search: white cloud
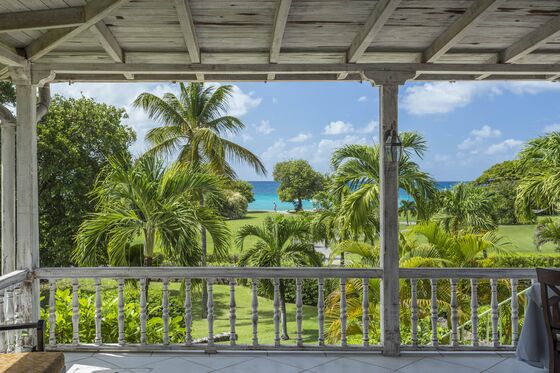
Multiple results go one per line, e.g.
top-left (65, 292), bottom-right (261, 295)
top-left (458, 125), bottom-right (501, 150)
top-left (485, 139), bottom-right (523, 155)
top-left (323, 120), bottom-right (354, 135)
top-left (255, 120), bottom-right (275, 135)
top-left (544, 123), bottom-right (560, 133)
top-left (313, 135), bottom-right (369, 163)
top-left (359, 121), bottom-right (378, 134)
top-left (358, 96), bottom-right (368, 102)
top-left (261, 139), bottom-right (309, 162)
top-left (289, 132), bottom-right (312, 142)
top-left (226, 86), bottom-right (262, 116)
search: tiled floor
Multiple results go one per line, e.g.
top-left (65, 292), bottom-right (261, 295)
top-left (64, 351), bottom-right (547, 373)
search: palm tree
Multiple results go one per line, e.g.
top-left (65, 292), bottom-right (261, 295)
top-left (134, 82), bottom-right (266, 317)
top-left (399, 200), bottom-right (417, 225)
top-left (74, 154), bottom-right (230, 267)
top-left (516, 132), bottom-right (560, 219)
top-left (236, 215), bottom-right (323, 340)
top-left (535, 217), bottom-right (560, 252)
top-left (329, 132), bottom-right (436, 239)
top-left (436, 183), bottom-right (497, 234)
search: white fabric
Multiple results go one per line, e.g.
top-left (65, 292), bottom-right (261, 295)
top-left (516, 283), bottom-right (549, 369)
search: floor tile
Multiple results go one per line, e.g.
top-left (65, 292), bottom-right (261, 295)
top-left (181, 355), bottom-right (256, 370)
top-left (485, 357), bottom-right (547, 373)
top-left (347, 354), bottom-right (422, 370)
top-left (434, 353), bottom-right (506, 371)
top-left (266, 354), bottom-right (339, 369)
top-left (397, 357), bottom-right (479, 373)
top-left (215, 357), bottom-right (301, 373)
top-left (64, 352), bottom-right (95, 363)
top-left (308, 357), bottom-right (393, 373)
top-left (142, 356), bottom-right (211, 373)
top-left (66, 357), bottom-right (119, 373)
top-left (95, 353), bottom-right (167, 368)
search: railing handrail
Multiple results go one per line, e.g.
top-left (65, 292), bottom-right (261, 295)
top-left (34, 266), bottom-right (538, 280)
top-left (0, 269), bottom-right (29, 291)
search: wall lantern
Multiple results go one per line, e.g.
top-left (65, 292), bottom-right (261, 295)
top-left (384, 127), bottom-right (403, 162)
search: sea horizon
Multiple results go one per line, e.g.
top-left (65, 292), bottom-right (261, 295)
top-left (247, 180), bottom-right (462, 212)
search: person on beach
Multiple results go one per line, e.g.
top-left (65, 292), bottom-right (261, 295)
top-left (273, 202), bottom-right (277, 212)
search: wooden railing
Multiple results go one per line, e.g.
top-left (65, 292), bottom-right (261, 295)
top-left (0, 267), bottom-right (537, 352)
top-left (0, 269), bottom-right (30, 352)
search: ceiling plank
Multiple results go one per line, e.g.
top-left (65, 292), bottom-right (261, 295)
top-left (347, 0), bottom-right (401, 63)
top-left (270, 0), bottom-right (292, 63)
top-left (90, 22), bottom-right (123, 63)
top-left (0, 7), bottom-right (85, 33)
top-left (173, 0), bottom-right (200, 64)
top-left (501, 15), bottom-right (560, 63)
top-left (423, 0), bottom-right (500, 63)
top-left (0, 42), bottom-right (26, 67)
top-left (25, 0), bottom-right (129, 61)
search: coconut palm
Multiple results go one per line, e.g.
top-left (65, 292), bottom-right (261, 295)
top-left (134, 82), bottom-right (266, 316)
top-left (74, 154), bottom-right (230, 267)
top-left (236, 215), bottom-right (322, 339)
top-left (535, 217), bottom-right (560, 252)
top-left (436, 183), bottom-right (497, 233)
top-left (516, 132), bottom-right (560, 219)
top-left (399, 200), bottom-right (417, 225)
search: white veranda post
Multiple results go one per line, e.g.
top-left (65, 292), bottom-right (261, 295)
top-left (378, 80), bottom-right (401, 356)
top-left (1, 109), bottom-right (16, 275)
top-left (14, 67), bottom-right (40, 324)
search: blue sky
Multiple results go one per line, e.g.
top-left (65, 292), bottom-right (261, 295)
top-left (52, 80), bottom-right (560, 181)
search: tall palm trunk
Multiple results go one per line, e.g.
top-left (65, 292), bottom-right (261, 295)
top-left (279, 280), bottom-right (289, 340)
top-left (200, 196), bottom-right (208, 319)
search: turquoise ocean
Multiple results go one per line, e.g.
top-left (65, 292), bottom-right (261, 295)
top-left (248, 181), bottom-right (460, 212)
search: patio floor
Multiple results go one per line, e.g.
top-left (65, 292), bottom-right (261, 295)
top-left (63, 351), bottom-right (546, 373)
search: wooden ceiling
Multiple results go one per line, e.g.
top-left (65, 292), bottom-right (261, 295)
top-left (2, 0), bottom-right (560, 83)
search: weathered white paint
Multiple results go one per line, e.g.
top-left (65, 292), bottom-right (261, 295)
top-left (90, 22), bottom-right (123, 63)
top-left (502, 14), bottom-right (560, 63)
top-left (1, 122), bottom-right (16, 276)
top-left (270, 0), bottom-right (292, 63)
top-left (379, 82), bottom-right (400, 356)
top-left (0, 8), bottom-right (85, 33)
top-left (0, 43), bottom-right (26, 67)
top-left (173, 0), bottom-right (200, 64)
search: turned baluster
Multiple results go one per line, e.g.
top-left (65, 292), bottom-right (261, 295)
top-left (296, 278), bottom-right (303, 347)
top-left (511, 279), bottom-right (519, 347)
top-left (5, 287), bottom-right (13, 352)
top-left (140, 278), bottom-right (147, 345)
top-left (317, 278), bottom-right (325, 346)
top-left (184, 279), bottom-right (192, 346)
top-left (340, 278), bottom-right (347, 347)
top-left (229, 279), bottom-right (236, 346)
top-left (362, 278), bottom-right (369, 347)
top-left (14, 286), bottom-right (21, 351)
top-left (450, 279), bottom-right (458, 346)
top-left (410, 279), bottom-right (418, 347)
top-left (273, 278), bottom-right (280, 347)
top-left (207, 278), bottom-right (215, 346)
top-left (71, 279), bottom-right (79, 346)
top-left (430, 279), bottom-right (438, 347)
top-left (251, 279), bottom-right (258, 346)
top-left (49, 280), bottom-right (57, 347)
top-left (491, 278), bottom-right (499, 347)
top-left (471, 279), bottom-right (479, 346)
top-left (94, 279), bottom-right (101, 345)
top-left (162, 278), bottom-right (169, 345)
top-left (0, 291), bottom-right (5, 352)
top-left (118, 278), bottom-right (125, 346)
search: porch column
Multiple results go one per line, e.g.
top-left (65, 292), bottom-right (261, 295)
top-left (14, 67), bottom-right (40, 323)
top-left (378, 82), bottom-right (400, 356)
top-left (1, 117), bottom-right (16, 275)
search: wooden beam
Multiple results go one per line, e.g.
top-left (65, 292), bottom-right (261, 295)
top-left (25, 0), bottom-right (129, 61)
top-left (270, 0), bottom-right (292, 63)
top-left (0, 67), bottom-right (9, 80)
top-left (501, 15), bottom-right (560, 63)
top-left (89, 22), bottom-right (123, 62)
top-left (347, 0), bottom-right (401, 63)
top-left (547, 74), bottom-right (560, 81)
top-left (424, 0), bottom-right (500, 62)
top-left (0, 43), bottom-right (26, 67)
top-left (0, 8), bottom-right (85, 33)
top-left (173, 0), bottom-right (200, 64)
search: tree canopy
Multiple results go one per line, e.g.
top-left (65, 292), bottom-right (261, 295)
top-left (273, 159), bottom-right (325, 211)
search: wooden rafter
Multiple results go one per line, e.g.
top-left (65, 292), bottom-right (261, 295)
top-left (90, 22), bottom-right (123, 63)
top-left (270, 0), bottom-right (292, 63)
top-left (25, 0), bottom-right (129, 61)
top-left (501, 14), bottom-right (560, 63)
top-left (0, 42), bottom-right (25, 67)
top-left (423, 0), bottom-right (500, 63)
top-left (0, 8), bottom-right (85, 33)
top-left (172, 0), bottom-right (201, 80)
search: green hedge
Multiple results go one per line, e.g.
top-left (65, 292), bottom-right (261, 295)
top-left (479, 254), bottom-right (560, 268)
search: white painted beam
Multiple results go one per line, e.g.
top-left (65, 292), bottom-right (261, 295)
top-left (424, 0), bottom-right (500, 62)
top-left (0, 7), bottom-right (85, 33)
top-left (501, 14), bottom-right (560, 63)
top-left (347, 0), bottom-right (401, 63)
top-left (548, 74), bottom-right (560, 81)
top-left (270, 0), bottom-right (292, 63)
top-left (173, 0), bottom-right (200, 64)
top-left (0, 43), bottom-right (26, 67)
top-left (1, 121), bottom-right (16, 275)
top-left (90, 22), bottom-right (123, 63)
top-left (25, 0), bottom-right (129, 61)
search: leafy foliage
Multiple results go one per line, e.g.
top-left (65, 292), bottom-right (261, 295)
top-left (0, 82), bottom-right (15, 106)
top-left (273, 159), bottom-right (325, 211)
top-left (534, 217), bottom-right (560, 252)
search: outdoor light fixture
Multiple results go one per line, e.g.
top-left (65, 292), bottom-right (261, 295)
top-left (384, 127), bottom-right (403, 162)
